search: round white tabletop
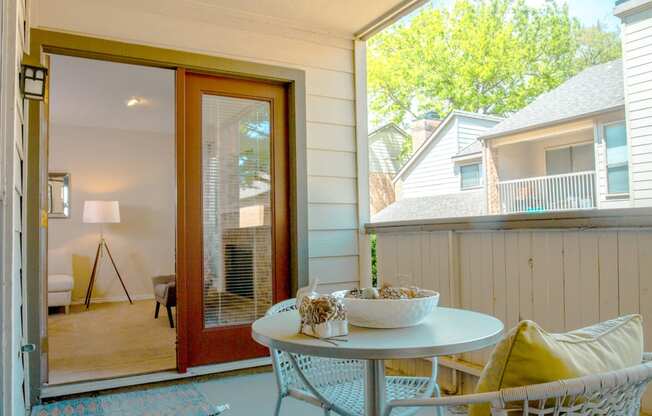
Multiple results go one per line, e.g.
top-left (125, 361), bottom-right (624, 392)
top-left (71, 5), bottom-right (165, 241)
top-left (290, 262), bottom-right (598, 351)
top-left (253, 306), bottom-right (503, 416)
top-left (252, 306), bottom-right (504, 360)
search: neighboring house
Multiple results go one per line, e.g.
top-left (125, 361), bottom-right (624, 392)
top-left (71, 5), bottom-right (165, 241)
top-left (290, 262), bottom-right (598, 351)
top-left (368, 123), bottom-right (409, 214)
top-left (373, 111), bottom-right (502, 222)
top-left (481, 55), bottom-right (652, 214)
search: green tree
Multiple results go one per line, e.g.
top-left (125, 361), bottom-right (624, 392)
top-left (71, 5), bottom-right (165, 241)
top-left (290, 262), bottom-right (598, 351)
top-left (575, 23), bottom-right (622, 71)
top-left (368, 0), bottom-right (620, 128)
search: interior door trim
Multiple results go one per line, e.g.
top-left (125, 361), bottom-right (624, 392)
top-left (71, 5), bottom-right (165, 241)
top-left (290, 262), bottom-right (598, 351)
top-left (175, 68), bottom-right (189, 372)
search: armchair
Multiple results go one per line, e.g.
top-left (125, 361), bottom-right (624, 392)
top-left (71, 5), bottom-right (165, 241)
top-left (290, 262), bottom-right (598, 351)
top-left (152, 274), bottom-right (176, 328)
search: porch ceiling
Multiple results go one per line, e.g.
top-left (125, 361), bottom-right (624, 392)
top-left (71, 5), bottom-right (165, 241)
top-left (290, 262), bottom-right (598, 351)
top-left (186, 0), bottom-right (426, 39)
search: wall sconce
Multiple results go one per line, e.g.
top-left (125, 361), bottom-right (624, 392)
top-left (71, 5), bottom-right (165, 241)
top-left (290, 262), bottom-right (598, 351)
top-left (20, 64), bottom-right (48, 101)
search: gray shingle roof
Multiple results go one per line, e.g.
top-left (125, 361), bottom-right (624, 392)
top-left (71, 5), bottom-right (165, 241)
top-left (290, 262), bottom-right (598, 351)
top-left (371, 191), bottom-right (486, 223)
top-left (482, 59), bottom-right (624, 139)
top-left (453, 140), bottom-right (483, 158)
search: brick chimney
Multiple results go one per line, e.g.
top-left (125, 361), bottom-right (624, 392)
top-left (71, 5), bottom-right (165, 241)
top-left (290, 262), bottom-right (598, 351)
top-left (409, 111), bottom-right (441, 151)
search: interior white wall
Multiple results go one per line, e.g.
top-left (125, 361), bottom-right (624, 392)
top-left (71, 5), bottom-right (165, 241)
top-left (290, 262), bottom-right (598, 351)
top-left (48, 124), bottom-right (175, 303)
top-left (31, 0), bottom-right (361, 293)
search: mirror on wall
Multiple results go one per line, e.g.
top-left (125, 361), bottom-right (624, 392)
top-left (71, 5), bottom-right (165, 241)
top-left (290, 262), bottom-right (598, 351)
top-left (48, 172), bottom-right (71, 218)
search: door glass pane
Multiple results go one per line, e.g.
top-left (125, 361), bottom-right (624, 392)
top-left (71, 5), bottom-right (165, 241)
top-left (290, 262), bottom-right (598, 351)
top-left (202, 94), bottom-right (272, 328)
top-left (546, 147), bottom-right (572, 175)
top-left (571, 143), bottom-right (595, 172)
top-left (460, 164), bottom-right (480, 189)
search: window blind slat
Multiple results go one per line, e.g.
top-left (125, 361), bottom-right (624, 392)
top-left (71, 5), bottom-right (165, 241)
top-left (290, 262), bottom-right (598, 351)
top-left (201, 94), bottom-right (273, 328)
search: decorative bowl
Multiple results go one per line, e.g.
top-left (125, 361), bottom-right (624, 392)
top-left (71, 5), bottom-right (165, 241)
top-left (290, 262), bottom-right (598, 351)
top-left (332, 289), bottom-right (440, 328)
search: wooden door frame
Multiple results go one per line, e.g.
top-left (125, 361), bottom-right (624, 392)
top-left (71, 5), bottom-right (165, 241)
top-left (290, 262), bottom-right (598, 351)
top-left (23, 28), bottom-right (309, 396)
top-left (181, 72), bottom-right (290, 367)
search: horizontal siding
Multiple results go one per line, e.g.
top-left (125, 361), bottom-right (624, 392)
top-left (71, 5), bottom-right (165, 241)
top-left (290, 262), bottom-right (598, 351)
top-left (456, 117), bottom-right (499, 151)
top-left (369, 128), bottom-right (406, 174)
top-left (317, 281), bottom-right (358, 294)
top-left (400, 116), bottom-right (496, 199)
top-left (306, 69), bottom-right (354, 100)
top-left (308, 177), bottom-right (357, 204)
top-left (307, 122), bottom-right (356, 152)
top-left (310, 256), bottom-right (359, 284)
top-left (33, 0), bottom-right (354, 72)
top-left (33, 0), bottom-right (362, 287)
top-left (629, 97), bottom-right (652, 112)
top-left (307, 149), bottom-right (356, 178)
top-left (401, 120), bottom-right (460, 198)
top-left (308, 204), bottom-right (357, 230)
top-left (308, 230), bottom-right (358, 257)
top-left (624, 12), bottom-right (652, 209)
top-left (306, 95), bottom-right (355, 126)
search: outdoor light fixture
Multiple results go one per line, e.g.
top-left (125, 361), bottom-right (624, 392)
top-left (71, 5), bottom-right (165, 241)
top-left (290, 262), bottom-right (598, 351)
top-left (20, 64), bottom-right (48, 101)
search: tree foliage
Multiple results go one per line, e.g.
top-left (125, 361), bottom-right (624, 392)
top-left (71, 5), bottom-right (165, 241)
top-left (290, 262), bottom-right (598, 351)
top-left (368, 0), bottom-right (621, 127)
top-left (574, 23), bottom-right (622, 70)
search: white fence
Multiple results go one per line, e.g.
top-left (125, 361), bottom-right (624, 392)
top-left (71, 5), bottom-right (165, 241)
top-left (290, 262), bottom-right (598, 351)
top-left (498, 171), bottom-right (596, 214)
top-left (371, 220), bottom-right (652, 409)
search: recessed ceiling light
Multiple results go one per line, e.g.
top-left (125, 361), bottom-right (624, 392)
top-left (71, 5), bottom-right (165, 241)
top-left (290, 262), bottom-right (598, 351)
top-left (126, 97), bottom-right (145, 107)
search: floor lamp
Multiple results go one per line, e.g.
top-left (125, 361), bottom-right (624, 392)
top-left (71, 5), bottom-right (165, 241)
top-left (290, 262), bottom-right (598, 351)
top-left (83, 200), bottom-right (133, 309)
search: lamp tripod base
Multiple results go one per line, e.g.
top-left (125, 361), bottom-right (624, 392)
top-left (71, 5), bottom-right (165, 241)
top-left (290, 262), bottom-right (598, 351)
top-left (84, 237), bottom-right (133, 309)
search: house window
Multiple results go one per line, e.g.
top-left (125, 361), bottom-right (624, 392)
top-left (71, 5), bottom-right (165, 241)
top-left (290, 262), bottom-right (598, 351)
top-left (545, 143), bottom-right (594, 175)
top-left (604, 122), bottom-right (629, 194)
top-left (460, 163), bottom-right (481, 189)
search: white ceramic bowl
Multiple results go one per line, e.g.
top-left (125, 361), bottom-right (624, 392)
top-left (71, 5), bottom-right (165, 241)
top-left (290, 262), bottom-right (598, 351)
top-left (332, 290), bottom-right (440, 328)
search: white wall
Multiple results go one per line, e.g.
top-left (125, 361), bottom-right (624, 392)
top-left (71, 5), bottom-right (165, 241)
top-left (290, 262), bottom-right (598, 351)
top-left (48, 124), bottom-right (176, 303)
top-left (399, 115), bottom-right (498, 199)
top-left (399, 119), bottom-right (459, 198)
top-left (32, 0), bottom-right (361, 293)
top-left (368, 126), bottom-right (406, 174)
top-left (621, 7), bottom-right (652, 208)
top-left (457, 117), bottom-right (499, 151)
top-left (495, 141), bottom-right (537, 181)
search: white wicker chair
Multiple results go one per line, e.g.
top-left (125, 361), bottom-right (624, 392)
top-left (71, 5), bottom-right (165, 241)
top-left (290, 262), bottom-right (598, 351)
top-left (383, 353), bottom-right (652, 416)
top-left (266, 299), bottom-right (441, 416)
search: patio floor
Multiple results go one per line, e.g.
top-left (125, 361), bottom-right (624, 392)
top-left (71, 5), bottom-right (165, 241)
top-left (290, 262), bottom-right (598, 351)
top-left (195, 371), bottom-right (455, 415)
top-left (39, 370), bottom-right (461, 415)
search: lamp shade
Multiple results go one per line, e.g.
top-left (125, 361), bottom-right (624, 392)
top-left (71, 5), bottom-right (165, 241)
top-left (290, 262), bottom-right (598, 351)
top-left (83, 201), bottom-right (120, 223)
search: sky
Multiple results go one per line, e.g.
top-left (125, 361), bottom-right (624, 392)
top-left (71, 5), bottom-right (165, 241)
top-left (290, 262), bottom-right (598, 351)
top-left (428, 0), bottom-right (620, 31)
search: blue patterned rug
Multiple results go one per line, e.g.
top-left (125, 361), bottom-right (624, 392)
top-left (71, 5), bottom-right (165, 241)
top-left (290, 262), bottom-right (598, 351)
top-left (32, 384), bottom-right (229, 416)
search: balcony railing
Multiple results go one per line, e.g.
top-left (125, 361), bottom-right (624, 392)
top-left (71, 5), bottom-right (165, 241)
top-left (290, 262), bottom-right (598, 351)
top-left (498, 171), bottom-right (596, 214)
top-left (365, 208), bottom-right (652, 410)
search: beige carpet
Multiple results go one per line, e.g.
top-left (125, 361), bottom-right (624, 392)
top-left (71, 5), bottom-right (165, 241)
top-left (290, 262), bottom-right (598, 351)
top-left (48, 299), bottom-right (176, 385)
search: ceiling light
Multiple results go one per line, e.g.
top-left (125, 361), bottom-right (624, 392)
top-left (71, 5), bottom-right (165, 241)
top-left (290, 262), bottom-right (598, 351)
top-left (126, 97), bottom-right (144, 107)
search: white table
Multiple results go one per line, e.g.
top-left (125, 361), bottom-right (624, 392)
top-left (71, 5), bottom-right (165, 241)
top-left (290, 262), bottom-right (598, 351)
top-left (252, 306), bottom-right (504, 416)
